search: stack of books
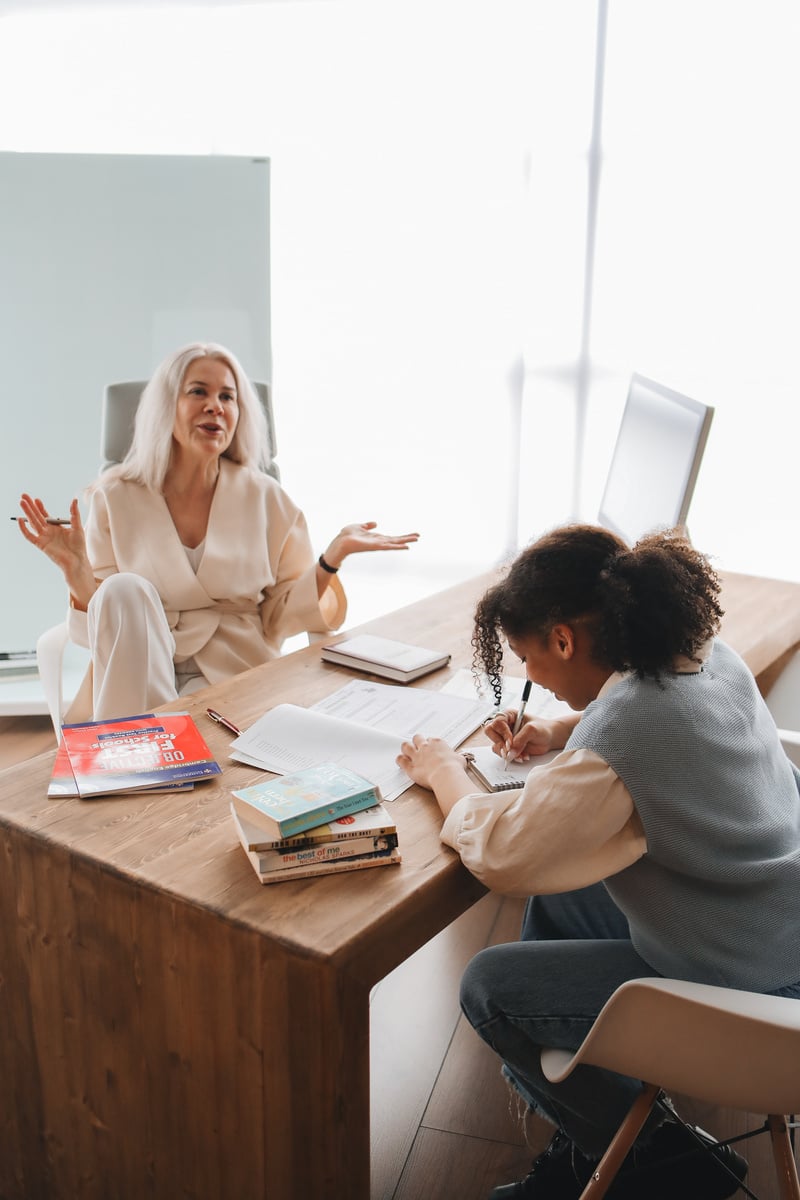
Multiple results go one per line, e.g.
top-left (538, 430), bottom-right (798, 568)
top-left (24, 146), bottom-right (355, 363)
top-left (230, 761), bottom-right (400, 885)
top-left (48, 711), bottom-right (221, 799)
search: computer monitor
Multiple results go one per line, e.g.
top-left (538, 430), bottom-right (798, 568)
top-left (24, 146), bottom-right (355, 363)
top-left (597, 373), bottom-right (714, 546)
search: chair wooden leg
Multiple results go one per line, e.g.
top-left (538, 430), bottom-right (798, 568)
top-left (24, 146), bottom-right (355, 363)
top-left (578, 1083), bottom-right (661, 1199)
top-left (768, 1114), bottom-right (800, 1200)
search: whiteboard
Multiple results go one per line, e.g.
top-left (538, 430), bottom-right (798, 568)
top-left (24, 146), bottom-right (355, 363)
top-left (1, 152), bottom-right (271, 655)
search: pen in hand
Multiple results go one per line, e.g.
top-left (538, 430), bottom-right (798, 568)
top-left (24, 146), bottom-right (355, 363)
top-left (206, 708), bottom-right (242, 736)
top-left (10, 516), bottom-right (72, 526)
top-left (504, 679), bottom-right (532, 771)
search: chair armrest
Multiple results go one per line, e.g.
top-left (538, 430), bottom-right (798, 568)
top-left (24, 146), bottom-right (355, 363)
top-left (36, 621), bottom-right (70, 739)
top-left (779, 727), bottom-right (800, 767)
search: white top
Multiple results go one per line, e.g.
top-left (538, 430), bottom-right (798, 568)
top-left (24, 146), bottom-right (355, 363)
top-left (177, 540), bottom-right (206, 687)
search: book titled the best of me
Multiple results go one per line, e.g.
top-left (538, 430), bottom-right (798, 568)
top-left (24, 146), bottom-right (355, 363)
top-left (231, 761), bottom-right (383, 840)
top-left (230, 801), bottom-right (401, 882)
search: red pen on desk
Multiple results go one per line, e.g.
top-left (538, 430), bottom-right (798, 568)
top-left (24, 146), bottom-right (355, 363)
top-left (206, 708), bottom-right (241, 736)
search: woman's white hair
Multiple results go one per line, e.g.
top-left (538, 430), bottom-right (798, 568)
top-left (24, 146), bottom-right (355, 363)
top-left (100, 342), bottom-right (272, 492)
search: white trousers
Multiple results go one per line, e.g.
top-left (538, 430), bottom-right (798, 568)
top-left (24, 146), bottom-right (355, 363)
top-left (86, 573), bottom-right (206, 721)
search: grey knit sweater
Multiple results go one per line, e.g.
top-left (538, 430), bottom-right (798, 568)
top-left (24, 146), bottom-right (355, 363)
top-left (567, 639), bottom-right (800, 990)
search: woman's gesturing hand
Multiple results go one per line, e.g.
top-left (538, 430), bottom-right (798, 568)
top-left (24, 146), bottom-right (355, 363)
top-left (16, 494), bottom-right (98, 610)
top-left (322, 522), bottom-right (420, 568)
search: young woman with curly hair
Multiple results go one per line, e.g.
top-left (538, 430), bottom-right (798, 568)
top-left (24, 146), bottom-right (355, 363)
top-left (397, 525), bottom-right (800, 1200)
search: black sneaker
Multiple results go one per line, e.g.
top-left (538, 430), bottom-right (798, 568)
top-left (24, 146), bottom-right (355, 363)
top-left (489, 1129), bottom-right (594, 1198)
top-left (610, 1118), bottom-right (748, 1200)
top-left (488, 1120), bottom-right (748, 1200)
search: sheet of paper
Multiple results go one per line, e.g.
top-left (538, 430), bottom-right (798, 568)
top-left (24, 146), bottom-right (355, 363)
top-left (440, 668), bottom-right (573, 720)
top-left (230, 703), bottom-right (415, 800)
top-left (311, 679), bottom-right (488, 745)
top-left (230, 682), bottom-right (489, 802)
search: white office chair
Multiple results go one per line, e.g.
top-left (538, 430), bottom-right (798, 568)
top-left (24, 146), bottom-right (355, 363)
top-left (37, 379), bottom-right (277, 737)
top-left (542, 981), bottom-right (800, 1199)
top-left (765, 650), bottom-right (800, 734)
top-left (98, 379), bottom-right (279, 479)
top-left (764, 657), bottom-right (800, 772)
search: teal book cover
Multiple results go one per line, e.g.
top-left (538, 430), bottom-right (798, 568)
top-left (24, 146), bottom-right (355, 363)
top-left (232, 761), bottom-right (383, 839)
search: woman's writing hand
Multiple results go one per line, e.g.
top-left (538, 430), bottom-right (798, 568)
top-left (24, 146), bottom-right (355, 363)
top-left (483, 710), bottom-right (555, 763)
top-left (16, 494), bottom-right (97, 609)
top-left (322, 522), bottom-right (420, 567)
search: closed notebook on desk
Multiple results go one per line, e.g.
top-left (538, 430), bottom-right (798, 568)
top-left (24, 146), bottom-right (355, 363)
top-left (320, 634), bottom-right (450, 682)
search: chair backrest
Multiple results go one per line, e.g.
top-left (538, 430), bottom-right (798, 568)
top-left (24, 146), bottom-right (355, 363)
top-left (99, 379), bottom-right (279, 480)
top-left (765, 650), bottom-right (800, 734)
top-left (541, 975), bottom-right (800, 1115)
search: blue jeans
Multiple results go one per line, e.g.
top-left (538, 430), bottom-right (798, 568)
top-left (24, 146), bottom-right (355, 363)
top-left (460, 884), bottom-right (800, 1158)
top-left (461, 884), bottom-right (660, 1157)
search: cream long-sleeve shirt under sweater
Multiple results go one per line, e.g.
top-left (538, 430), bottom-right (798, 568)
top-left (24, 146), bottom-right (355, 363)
top-left (439, 654), bottom-right (719, 897)
top-left (440, 743), bottom-right (646, 896)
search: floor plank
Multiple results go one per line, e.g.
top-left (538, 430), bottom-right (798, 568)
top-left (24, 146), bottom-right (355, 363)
top-left (370, 892), bottom-right (505, 1200)
top-left (0, 714), bottom-right (55, 769)
top-left (423, 1015), bottom-right (529, 1145)
top-left (423, 896), bottom-right (528, 1145)
top-left (394, 1126), bottom-right (538, 1200)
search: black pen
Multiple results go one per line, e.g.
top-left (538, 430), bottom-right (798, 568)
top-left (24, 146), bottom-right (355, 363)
top-left (10, 516), bottom-right (72, 526)
top-left (206, 708), bottom-right (242, 736)
top-left (504, 679), bottom-right (532, 771)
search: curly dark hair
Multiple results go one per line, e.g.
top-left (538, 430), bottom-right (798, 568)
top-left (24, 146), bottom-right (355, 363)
top-left (472, 525), bottom-right (723, 705)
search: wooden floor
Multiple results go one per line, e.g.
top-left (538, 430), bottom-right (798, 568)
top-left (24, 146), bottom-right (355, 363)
top-left (1, 716), bottom-right (793, 1200)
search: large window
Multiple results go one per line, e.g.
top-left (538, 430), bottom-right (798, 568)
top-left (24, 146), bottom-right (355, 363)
top-left (591, 0), bottom-right (800, 582)
top-left (1, 0), bottom-right (796, 645)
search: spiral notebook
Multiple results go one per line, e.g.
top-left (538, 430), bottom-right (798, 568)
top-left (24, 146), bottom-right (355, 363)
top-left (462, 746), bottom-right (558, 792)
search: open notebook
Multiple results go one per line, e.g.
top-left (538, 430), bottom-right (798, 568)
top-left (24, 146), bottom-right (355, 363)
top-left (462, 745), bottom-right (559, 792)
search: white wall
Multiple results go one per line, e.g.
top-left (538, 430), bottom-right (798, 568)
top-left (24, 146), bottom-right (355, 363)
top-left (1, 153), bottom-right (270, 650)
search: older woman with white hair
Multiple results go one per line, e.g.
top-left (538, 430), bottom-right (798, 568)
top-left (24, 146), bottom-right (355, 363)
top-left (17, 341), bottom-right (418, 721)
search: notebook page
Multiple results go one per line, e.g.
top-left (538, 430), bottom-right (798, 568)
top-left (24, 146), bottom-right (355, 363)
top-left (440, 669), bottom-right (573, 720)
top-left (465, 744), bottom-right (559, 791)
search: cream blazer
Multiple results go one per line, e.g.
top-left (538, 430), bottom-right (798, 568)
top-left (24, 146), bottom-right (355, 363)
top-left (67, 458), bottom-right (346, 699)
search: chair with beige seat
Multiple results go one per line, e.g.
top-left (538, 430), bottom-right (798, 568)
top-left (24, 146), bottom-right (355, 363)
top-left (541, 965), bottom-right (800, 1199)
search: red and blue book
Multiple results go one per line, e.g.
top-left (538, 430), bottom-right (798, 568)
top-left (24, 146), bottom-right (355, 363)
top-left (51, 711), bottom-right (221, 799)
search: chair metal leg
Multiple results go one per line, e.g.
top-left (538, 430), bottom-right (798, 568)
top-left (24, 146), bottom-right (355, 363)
top-left (579, 1083), bottom-right (661, 1199)
top-left (768, 1114), bottom-right (800, 1200)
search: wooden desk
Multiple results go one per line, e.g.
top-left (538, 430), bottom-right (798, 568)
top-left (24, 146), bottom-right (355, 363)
top-left (1, 569), bottom-right (798, 1200)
